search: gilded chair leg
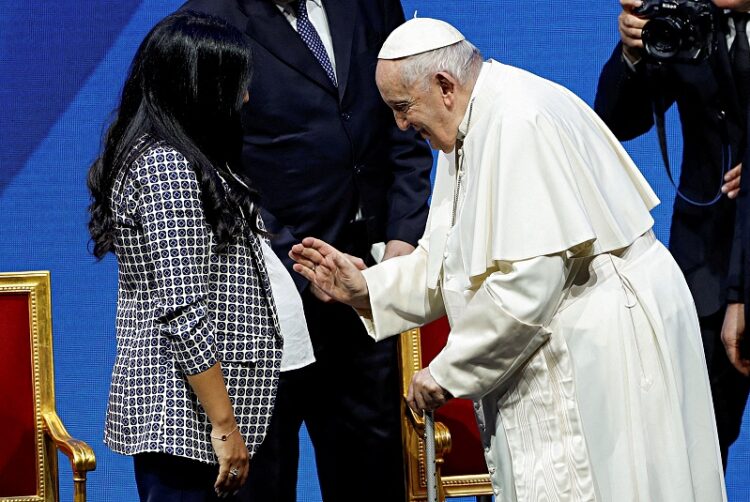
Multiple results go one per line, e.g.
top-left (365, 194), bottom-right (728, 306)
top-left (73, 472), bottom-right (87, 502)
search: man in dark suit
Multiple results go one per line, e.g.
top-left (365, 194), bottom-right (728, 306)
top-left (595, 0), bottom-right (750, 466)
top-left (178, 0), bottom-right (432, 500)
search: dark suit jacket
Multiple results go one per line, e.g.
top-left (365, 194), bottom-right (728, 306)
top-left (595, 20), bottom-right (744, 318)
top-left (180, 0), bottom-right (433, 291)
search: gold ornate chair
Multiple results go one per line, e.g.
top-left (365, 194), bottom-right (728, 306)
top-left (0, 271), bottom-right (95, 502)
top-left (399, 317), bottom-right (494, 501)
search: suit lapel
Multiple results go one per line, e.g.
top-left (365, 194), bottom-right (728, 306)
top-left (323, 0), bottom-right (357, 101)
top-left (240, 0), bottom-right (337, 95)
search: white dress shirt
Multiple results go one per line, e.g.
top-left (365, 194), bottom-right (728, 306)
top-left (276, 0), bottom-right (337, 73)
top-left (260, 239), bottom-right (315, 371)
top-left (726, 11), bottom-right (750, 49)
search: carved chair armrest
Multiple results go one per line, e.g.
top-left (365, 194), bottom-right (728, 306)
top-left (403, 397), bottom-right (452, 456)
top-left (42, 411), bottom-right (96, 475)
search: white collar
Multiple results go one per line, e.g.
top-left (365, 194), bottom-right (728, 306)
top-left (276, 0), bottom-right (324, 16)
top-left (457, 60), bottom-right (491, 141)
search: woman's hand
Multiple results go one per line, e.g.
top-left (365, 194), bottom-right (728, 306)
top-left (184, 363), bottom-right (250, 496)
top-left (290, 237), bottom-right (370, 310)
top-left (211, 425), bottom-right (250, 497)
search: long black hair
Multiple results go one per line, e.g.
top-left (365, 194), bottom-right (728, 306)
top-left (88, 11), bottom-right (263, 259)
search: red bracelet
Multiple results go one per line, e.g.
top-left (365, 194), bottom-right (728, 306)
top-left (210, 425), bottom-right (238, 441)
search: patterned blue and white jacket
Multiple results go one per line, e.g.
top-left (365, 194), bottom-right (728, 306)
top-left (104, 140), bottom-right (282, 464)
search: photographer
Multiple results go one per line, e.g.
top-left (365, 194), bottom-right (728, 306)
top-left (595, 0), bottom-right (750, 467)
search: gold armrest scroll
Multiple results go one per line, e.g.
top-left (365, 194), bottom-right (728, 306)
top-left (43, 411), bottom-right (96, 479)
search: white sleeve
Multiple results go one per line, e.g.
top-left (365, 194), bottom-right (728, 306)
top-left (359, 238), bottom-right (446, 341)
top-left (429, 254), bottom-right (567, 400)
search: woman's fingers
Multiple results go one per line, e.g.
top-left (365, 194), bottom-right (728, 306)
top-left (212, 433), bottom-right (249, 496)
top-left (237, 460), bottom-right (249, 493)
top-left (214, 462), bottom-right (230, 495)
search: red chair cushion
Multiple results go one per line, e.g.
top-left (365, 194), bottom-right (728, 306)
top-left (420, 317), bottom-right (488, 476)
top-left (0, 293), bottom-right (39, 496)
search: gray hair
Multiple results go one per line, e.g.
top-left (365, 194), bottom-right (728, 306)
top-left (398, 40), bottom-right (484, 90)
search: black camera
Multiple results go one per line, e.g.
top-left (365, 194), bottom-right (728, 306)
top-left (634, 0), bottom-right (718, 62)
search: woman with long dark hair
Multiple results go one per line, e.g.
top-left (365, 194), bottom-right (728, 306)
top-left (88, 12), bottom-right (292, 500)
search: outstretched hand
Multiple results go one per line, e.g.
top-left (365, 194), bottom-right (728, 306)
top-left (290, 237), bottom-right (370, 310)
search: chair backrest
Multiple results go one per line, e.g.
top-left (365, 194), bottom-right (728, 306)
top-left (0, 271), bottom-right (58, 501)
top-left (399, 317), bottom-right (493, 500)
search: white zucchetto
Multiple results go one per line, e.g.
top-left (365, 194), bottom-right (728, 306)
top-left (378, 18), bottom-right (465, 60)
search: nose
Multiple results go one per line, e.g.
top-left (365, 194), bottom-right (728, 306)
top-left (393, 111), bottom-right (410, 131)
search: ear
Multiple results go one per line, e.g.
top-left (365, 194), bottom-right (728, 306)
top-left (435, 72), bottom-right (457, 106)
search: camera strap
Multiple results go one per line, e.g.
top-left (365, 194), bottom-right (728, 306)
top-left (646, 62), bottom-right (732, 207)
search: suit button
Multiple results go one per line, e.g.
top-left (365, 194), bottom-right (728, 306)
top-left (341, 112), bottom-right (351, 121)
top-left (354, 164), bottom-right (363, 174)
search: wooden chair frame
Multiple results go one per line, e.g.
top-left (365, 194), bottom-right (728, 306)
top-left (0, 271), bottom-right (95, 502)
top-left (399, 328), bottom-right (493, 501)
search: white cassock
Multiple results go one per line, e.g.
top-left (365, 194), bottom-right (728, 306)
top-left (360, 60), bottom-right (726, 501)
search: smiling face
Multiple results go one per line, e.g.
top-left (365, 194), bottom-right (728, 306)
top-left (375, 59), bottom-right (464, 153)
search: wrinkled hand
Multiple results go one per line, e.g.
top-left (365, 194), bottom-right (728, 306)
top-left (619, 0), bottom-right (647, 62)
top-left (290, 237), bottom-right (370, 310)
top-left (722, 163), bottom-right (742, 199)
top-left (722, 303), bottom-right (750, 377)
top-left (308, 253), bottom-right (367, 303)
top-left (382, 239), bottom-right (415, 261)
top-left (407, 367), bottom-right (452, 412)
top-left (212, 428), bottom-right (249, 497)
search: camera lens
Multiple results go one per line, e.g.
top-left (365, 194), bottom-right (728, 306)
top-left (642, 17), bottom-right (684, 60)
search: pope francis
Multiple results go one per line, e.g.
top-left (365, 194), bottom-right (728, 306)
top-left (290, 18), bottom-right (726, 502)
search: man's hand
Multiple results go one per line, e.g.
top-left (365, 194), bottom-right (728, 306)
top-left (619, 0), bottom-right (647, 63)
top-left (290, 237), bottom-right (371, 310)
top-left (382, 239), bottom-right (415, 261)
top-left (721, 303), bottom-right (750, 377)
top-left (308, 253), bottom-right (367, 303)
top-left (722, 163), bottom-right (742, 199)
top-left (407, 367), bottom-right (452, 412)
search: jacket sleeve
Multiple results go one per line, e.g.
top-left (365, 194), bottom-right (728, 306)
top-left (379, 0), bottom-right (434, 246)
top-left (727, 173), bottom-right (747, 304)
top-left (360, 238), bottom-right (446, 340)
top-left (134, 150), bottom-right (218, 376)
top-left (428, 254), bottom-right (567, 400)
top-left (727, 220), bottom-right (744, 304)
top-left (594, 43), bottom-right (677, 141)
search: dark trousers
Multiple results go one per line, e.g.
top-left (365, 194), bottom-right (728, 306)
top-left (700, 311), bottom-right (750, 468)
top-left (133, 452), bottom-right (251, 502)
top-left (244, 290), bottom-right (405, 502)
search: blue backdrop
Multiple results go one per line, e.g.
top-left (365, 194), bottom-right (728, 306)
top-left (0, 1), bottom-right (747, 500)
